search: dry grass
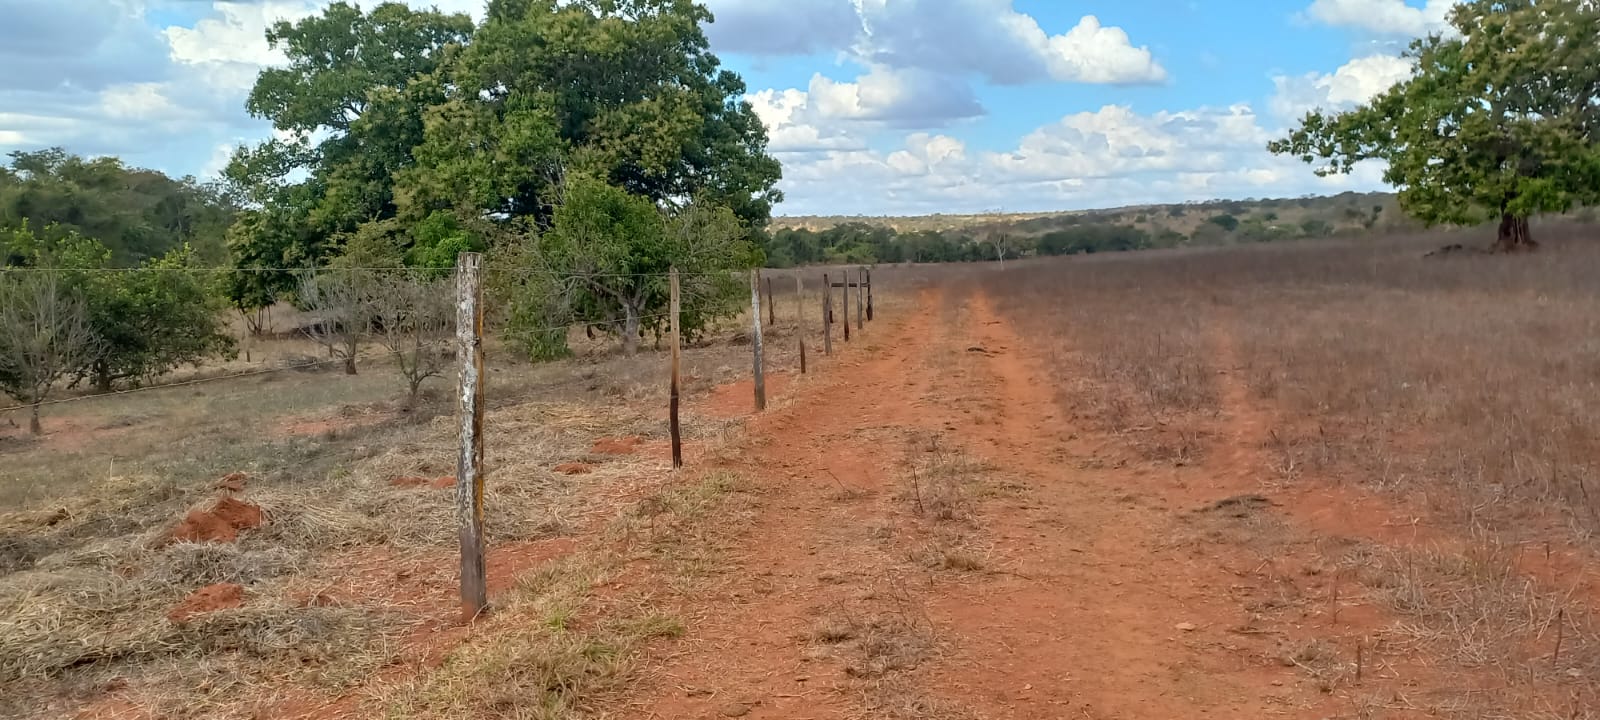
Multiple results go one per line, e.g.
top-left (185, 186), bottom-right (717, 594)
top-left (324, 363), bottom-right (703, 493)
top-left (0, 292), bottom-right (772, 719)
top-left (899, 433), bottom-right (986, 523)
top-left (980, 221), bottom-right (1600, 717)
top-left (384, 471), bottom-right (748, 719)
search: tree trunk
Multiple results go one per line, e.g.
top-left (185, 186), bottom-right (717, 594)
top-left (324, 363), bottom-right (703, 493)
top-left (343, 355), bottom-right (358, 375)
top-left (94, 360), bottom-right (113, 394)
top-left (406, 376), bottom-right (423, 409)
top-left (29, 402), bottom-right (42, 435)
top-left (1492, 212), bottom-right (1537, 253)
top-left (622, 304), bottom-right (641, 356)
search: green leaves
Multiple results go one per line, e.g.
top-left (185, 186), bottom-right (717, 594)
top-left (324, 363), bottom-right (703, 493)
top-left (1, 150), bottom-right (235, 267)
top-left (402, 0), bottom-right (781, 229)
top-left (1270, 0), bottom-right (1600, 250)
top-left (2, 225), bottom-right (235, 392)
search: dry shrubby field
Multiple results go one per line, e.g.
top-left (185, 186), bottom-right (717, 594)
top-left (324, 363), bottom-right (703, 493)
top-left (0, 294), bottom-right (818, 719)
top-left (4, 228), bottom-right (1600, 719)
top-left (984, 224), bottom-right (1600, 717)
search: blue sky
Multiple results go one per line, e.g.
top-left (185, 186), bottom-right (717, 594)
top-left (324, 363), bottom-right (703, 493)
top-left (0, 0), bottom-right (1454, 215)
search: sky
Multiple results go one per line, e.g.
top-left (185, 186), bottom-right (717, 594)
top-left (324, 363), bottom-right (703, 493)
top-left (0, 0), bottom-right (1457, 216)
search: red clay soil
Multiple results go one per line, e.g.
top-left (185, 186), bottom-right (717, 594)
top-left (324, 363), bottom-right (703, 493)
top-left (553, 462), bottom-right (595, 475)
top-left (700, 372), bottom-right (793, 418)
top-left (167, 496), bottom-right (264, 544)
top-left (590, 436), bottom-right (643, 455)
top-left (167, 582), bottom-right (244, 623)
top-left (605, 287), bottom-right (1495, 719)
top-left (73, 285), bottom-right (1595, 720)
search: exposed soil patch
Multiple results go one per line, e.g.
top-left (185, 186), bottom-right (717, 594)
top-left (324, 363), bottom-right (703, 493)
top-left (166, 582), bottom-right (245, 623)
top-left (167, 497), bottom-right (265, 544)
top-left (590, 436), bottom-right (642, 455)
top-left (700, 372), bottom-right (793, 418)
top-left (553, 462), bottom-right (594, 475)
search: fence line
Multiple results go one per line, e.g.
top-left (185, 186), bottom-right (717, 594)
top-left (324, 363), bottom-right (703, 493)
top-left (0, 338), bottom-right (458, 414)
top-left (3, 256), bottom-right (880, 623)
top-left (0, 266), bottom-right (785, 280)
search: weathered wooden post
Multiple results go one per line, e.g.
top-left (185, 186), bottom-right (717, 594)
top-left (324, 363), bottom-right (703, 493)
top-left (751, 269), bottom-right (766, 411)
top-left (669, 268), bottom-right (683, 468)
top-left (823, 272), bottom-right (833, 356)
top-left (855, 267), bottom-right (864, 332)
top-left (842, 270), bottom-right (851, 342)
top-left (795, 274), bottom-right (807, 374)
top-left (454, 252), bottom-right (487, 622)
top-left (866, 268), bottom-right (874, 322)
top-left (765, 275), bottom-right (776, 326)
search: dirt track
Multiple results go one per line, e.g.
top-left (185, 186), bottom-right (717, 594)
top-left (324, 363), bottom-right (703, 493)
top-left (613, 287), bottom-right (1383, 719)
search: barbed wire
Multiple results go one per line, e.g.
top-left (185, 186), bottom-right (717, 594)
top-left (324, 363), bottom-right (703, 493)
top-left (0, 300), bottom-right (787, 415)
top-left (0, 266), bottom-right (818, 279)
top-left (0, 258), bottom-right (842, 416)
top-left (0, 338), bottom-right (463, 415)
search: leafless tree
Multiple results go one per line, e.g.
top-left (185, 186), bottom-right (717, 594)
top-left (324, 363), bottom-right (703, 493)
top-left (0, 271), bottom-right (101, 434)
top-left (369, 272), bottom-right (453, 406)
top-left (297, 268), bottom-right (375, 375)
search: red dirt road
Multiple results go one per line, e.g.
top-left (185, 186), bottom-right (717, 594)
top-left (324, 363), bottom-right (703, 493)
top-left (613, 287), bottom-right (1398, 719)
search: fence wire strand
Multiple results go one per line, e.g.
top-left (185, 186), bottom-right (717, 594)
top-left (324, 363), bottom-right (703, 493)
top-left (0, 263), bottom-right (863, 416)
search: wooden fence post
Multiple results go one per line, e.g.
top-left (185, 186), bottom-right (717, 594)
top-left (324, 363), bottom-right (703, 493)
top-left (866, 268), bottom-right (874, 322)
top-left (454, 252), bottom-right (487, 622)
top-left (669, 268), bottom-right (682, 468)
top-left (796, 274), bottom-right (806, 374)
top-left (823, 273), bottom-right (833, 356)
top-left (751, 269), bottom-right (766, 411)
top-left (842, 270), bottom-right (851, 342)
top-left (855, 267), bottom-right (864, 332)
top-left (765, 275), bottom-right (775, 326)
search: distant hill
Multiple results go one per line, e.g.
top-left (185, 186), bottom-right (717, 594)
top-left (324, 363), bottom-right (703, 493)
top-left (759, 192), bottom-right (1431, 267)
top-left (771, 191), bottom-right (1412, 238)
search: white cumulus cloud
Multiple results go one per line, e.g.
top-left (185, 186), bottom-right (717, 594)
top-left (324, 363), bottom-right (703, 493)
top-left (1270, 54), bottom-right (1414, 120)
top-left (853, 1), bottom-right (1167, 85)
top-left (768, 101), bottom-right (1383, 216)
top-left (1303, 0), bottom-right (1457, 36)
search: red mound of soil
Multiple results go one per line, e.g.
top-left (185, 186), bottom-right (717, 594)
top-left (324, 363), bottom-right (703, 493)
top-left (591, 437), bottom-right (642, 455)
top-left (167, 582), bottom-right (244, 623)
top-left (431, 476), bottom-right (456, 490)
top-left (168, 497), bottom-right (265, 544)
top-left (554, 462), bottom-right (594, 475)
top-left (213, 472), bottom-right (248, 493)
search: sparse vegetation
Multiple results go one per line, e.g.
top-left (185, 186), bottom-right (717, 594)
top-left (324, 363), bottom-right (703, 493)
top-left (988, 222), bottom-right (1600, 717)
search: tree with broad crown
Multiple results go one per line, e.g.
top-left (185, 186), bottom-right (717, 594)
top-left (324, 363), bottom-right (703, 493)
top-left (399, 0), bottom-right (783, 230)
top-left (1268, 0), bottom-right (1600, 252)
top-left (224, 1), bottom-right (474, 292)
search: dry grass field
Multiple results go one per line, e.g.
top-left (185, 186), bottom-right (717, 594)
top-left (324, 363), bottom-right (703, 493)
top-left (4, 228), bottom-right (1600, 719)
top-left (984, 224), bottom-right (1600, 718)
top-left (0, 291), bottom-right (836, 719)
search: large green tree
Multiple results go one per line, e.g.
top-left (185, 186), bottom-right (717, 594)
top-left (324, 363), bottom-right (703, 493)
top-left (400, 0), bottom-right (783, 229)
top-left (225, 1), bottom-right (475, 292)
top-left (1270, 0), bottom-right (1600, 251)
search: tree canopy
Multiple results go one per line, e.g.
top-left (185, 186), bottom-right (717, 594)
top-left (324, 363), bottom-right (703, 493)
top-left (224, 0), bottom-right (782, 356)
top-left (0, 149), bottom-right (235, 267)
top-left (1269, 0), bottom-right (1600, 251)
